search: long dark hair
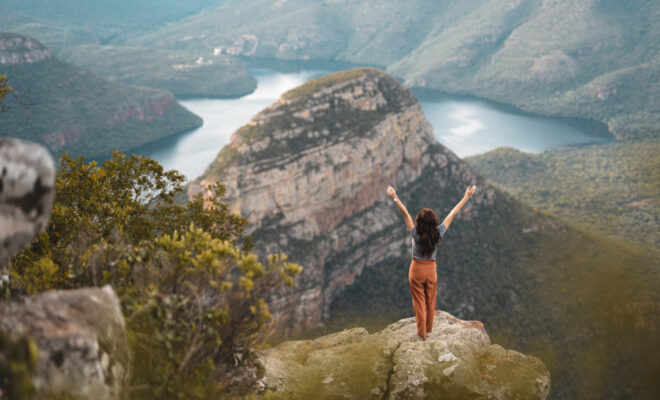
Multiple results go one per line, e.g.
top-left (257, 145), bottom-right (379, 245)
top-left (415, 208), bottom-right (441, 257)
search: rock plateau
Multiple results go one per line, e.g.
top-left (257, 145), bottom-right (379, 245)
top-left (259, 310), bottom-right (550, 399)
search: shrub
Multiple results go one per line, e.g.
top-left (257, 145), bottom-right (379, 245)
top-left (6, 152), bottom-right (301, 398)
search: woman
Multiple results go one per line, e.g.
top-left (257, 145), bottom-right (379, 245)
top-left (386, 184), bottom-right (476, 340)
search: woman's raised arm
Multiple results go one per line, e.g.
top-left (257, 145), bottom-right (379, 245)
top-left (386, 186), bottom-right (414, 232)
top-left (441, 185), bottom-right (476, 230)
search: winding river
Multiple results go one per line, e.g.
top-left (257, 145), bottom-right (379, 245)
top-left (136, 67), bottom-right (613, 180)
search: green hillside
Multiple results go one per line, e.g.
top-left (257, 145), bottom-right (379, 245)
top-left (0, 0), bottom-right (225, 37)
top-left (465, 140), bottom-right (660, 249)
top-left (0, 6), bottom-right (99, 52)
top-left (59, 45), bottom-right (256, 98)
top-left (0, 33), bottom-right (202, 158)
top-left (133, 0), bottom-right (660, 141)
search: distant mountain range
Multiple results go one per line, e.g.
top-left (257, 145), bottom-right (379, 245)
top-left (0, 33), bottom-right (201, 158)
top-left (132, 0), bottom-right (660, 141)
top-left (0, 0), bottom-right (225, 38)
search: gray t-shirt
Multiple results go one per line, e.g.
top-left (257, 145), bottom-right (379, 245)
top-left (411, 223), bottom-right (447, 260)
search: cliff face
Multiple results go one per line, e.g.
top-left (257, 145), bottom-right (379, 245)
top-left (0, 33), bottom-right (202, 158)
top-left (189, 68), bottom-right (500, 331)
top-left (259, 310), bottom-right (550, 399)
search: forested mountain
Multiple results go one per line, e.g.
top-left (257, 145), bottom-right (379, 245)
top-left (0, 0), bottom-right (225, 37)
top-left (466, 141), bottom-right (660, 250)
top-left (0, 33), bottom-right (201, 158)
top-left (134, 0), bottom-right (660, 141)
top-left (0, 6), bottom-right (99, 52)
top-left (58, 45), bottom-right (256, 98)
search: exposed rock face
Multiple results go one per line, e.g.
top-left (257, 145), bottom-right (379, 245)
top-left (0, 285), bottom-right (130, 400)
top-left (0, 34), bottom-right (53, 65)
top-left (0, 138), bottom-right (55, 264)
top-left (189, 68), bottom-right (500, 332)
top-left (259, 310), bottom-right (550, 399)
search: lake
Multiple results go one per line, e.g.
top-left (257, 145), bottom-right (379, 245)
top-left (136, 67), bottom-right (613, 180)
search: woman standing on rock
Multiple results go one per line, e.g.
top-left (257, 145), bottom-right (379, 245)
top-left (386, 185), bottom-right (476, 341)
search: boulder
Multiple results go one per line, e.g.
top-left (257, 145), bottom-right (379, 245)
top-left (259, 310), bottom-right (550, 399)
top-left (0, 138), bottom-right (55, 264)
top-left (0, 285), bottom-right (130, 400)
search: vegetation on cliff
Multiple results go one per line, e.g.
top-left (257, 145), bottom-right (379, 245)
top-left (5, 152), bottom-right (301, 398)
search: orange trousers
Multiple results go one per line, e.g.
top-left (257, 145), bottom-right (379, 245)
top-left (408, 258), bottom-right (438, 338)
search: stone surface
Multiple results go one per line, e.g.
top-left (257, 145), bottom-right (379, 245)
top-left (0, 138), bottom-right (56, 264)
top-left (0, 285), bottom-right (130, 400)
top-left (259, 310), bottom-right (550, 399)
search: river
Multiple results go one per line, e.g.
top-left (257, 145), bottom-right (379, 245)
top-left (136, 67), bottom-right (613, 180)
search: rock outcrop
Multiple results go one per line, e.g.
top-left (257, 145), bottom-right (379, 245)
top-left (0, 138), bottom-right (55, 263)
top-left (189, 68), bottom-right (505, 332)
top-left (0, 286), bottom-right (130, 400)
top-left (259, 310), bottom-right (550, 399)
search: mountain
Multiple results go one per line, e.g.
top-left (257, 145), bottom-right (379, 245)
top-left (0, 6), bottom-right (99, 52)
top-left (0, 33), bottom-right (202, 158)
top-left (134, 0), bottom-right (660, 141)
top-left (0, 0), bottom-right (225, 38)
top-left (466, 141), bottom-right (660, 250)
top-left (58, 45), bottom-right (256, 98)
top-left (189, 68), bottom-right (659, 399)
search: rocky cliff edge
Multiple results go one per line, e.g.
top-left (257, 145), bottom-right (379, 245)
top-left (259, 310), bottom-right (550, 399)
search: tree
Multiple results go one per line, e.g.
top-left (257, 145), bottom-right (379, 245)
top-left (0, 74), bottom-right (11, 116)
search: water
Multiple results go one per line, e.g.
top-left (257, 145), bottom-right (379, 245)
top-left (136, 68), bottom-right (612, 180)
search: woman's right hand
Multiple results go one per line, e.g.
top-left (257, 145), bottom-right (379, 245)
top-left (464, 185), bottom-right (476, 199)
top-left (386, 186), bottom-right (397, 199)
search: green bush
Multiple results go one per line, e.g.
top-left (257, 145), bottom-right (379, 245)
top-left (6, 152), bottom-right (301, 398)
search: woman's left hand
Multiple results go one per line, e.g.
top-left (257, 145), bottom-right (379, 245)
top-left (386, 186), bottom-right (397, 199)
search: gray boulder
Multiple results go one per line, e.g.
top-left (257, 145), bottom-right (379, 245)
top-left (0, 285), bottom-right (130, 400)
top-left (259, 310), bottom-right (550, 399)
top-left (0, 138), bottom-right (55, 263)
